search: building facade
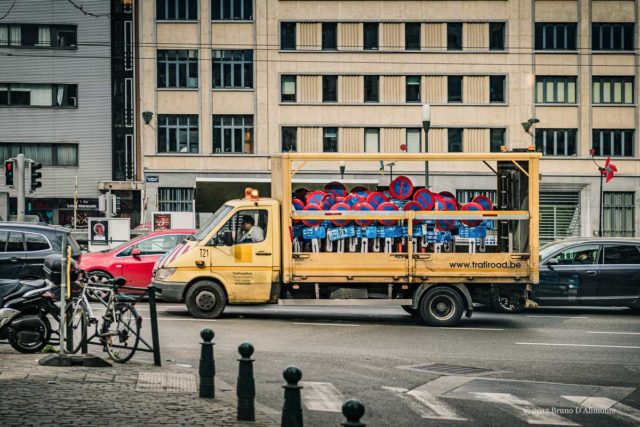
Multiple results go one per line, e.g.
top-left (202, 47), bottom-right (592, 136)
top-left (0, 0), bottom-right (113, 226)
top-left (138, 0), bottom-right (640, 240)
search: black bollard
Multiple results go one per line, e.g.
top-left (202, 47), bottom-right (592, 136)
top-left (199, 328), bottom-right (215, 398)
top-left (341, 399), bottom-right (366, 427)
top-left (148, 284), bottom-right (162, 366)
top-left (281, 366), bottom-right (303, 427)
top-left (237, 343), bottom-right (256, 421)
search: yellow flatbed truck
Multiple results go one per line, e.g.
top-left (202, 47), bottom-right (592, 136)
top-left (153, 152), bottom-right (540, 326)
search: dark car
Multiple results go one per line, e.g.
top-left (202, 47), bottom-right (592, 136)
top-left (0, 222), bottom-right (81, 280)
top-left (530, 238), bottom-right (640, 309)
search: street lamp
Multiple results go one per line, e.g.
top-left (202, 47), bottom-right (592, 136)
top-left (339, 161), bottom-right (346, 179)
top-left (522, 118), bottom-right (539, 151)
top-left (422, 104), bottom-right (431, 188)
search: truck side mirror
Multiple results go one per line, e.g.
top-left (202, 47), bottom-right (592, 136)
top-left (223, 231), bottom-right (233, 246)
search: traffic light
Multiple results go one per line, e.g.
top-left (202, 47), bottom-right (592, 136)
top-left (5, 159), bottom-right (15, 187)
top-left (29, 161), bottom-right (43, 192)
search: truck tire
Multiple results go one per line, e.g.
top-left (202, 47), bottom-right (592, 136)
top-left (186, 281), bottom-right (226, 319)
top-left (418, 287), bottom-right (464, 327)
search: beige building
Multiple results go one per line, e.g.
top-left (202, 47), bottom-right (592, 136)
top-left (137, 0), bottom-right (640, 240)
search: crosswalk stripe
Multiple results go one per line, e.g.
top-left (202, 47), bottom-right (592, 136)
top-left (563, 396), bottom-right (640, 425)
top-left (300, 381), bottom-right (344, 412)
top-left (473, 392), bottom-right (580, 426)
top-left (383, 386), bottom-right (467, 421)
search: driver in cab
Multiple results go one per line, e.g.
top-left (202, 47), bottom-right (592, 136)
top-left (239, 215), bottom-right (264, 243)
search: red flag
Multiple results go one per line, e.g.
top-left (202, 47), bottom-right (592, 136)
top-left (601, 157), bottom-right (618, 183)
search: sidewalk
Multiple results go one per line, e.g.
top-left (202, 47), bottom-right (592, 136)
top-left (0, 349), bottom-right (279, 427)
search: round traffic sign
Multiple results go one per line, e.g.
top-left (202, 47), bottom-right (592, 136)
top-left (302, 204), bottom-right (322, 227)
top-left (320, 194), bottom-right (336, 210)
top-left (350, 186), bottom-right (370, 197)
top-left (306, 190), bottom-right (326, 206)
top-left (389, 176), bottom-right (414, 200)
top-left (344, 193), bottom-right (364, 207)
top-left (413, 189), bottom-right (435, 210)
top-left (472, 195), bottom-right (494, 211)
top-left (377, 201), bottom-right (399, 226)
top-left (354, 202), bottom-right (374, 226)
top-left (324, 181), bottom-right (347, 197)
top-left (403, 201), bottom-right (424, 224)
top-left (461, 202), bottom-right (483, 227)
top-left (366, 191), bottom-right (389, 209)
top-left (330, 202), bottom-right (352, 226)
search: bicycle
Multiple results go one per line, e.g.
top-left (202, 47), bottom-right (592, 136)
top-left (65, 276), bottom-right (142, 363)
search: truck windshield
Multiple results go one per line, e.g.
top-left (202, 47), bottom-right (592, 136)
top-left (189, 204), bottom-right (233, 241)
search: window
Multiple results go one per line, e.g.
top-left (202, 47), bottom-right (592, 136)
top-left (323, 75), bottom-right (338, 102)
top-left (282, 127), bottom-right (297, 152)
top-left (25, 233), bottom-right (50, 251)
top-left (406, 129), bottom-right (421, 153)
top-left (535, 23), bottom-right (577, 50)
top-left (405, 23), bottom-right (421, 50)
top-left (157, 0), bottom-right (198, 20)
top-left (592, 76), bottom-right (634, 104)
top-left (592, 23), bottom-right (634, 51)
top-left (554, 245), bottom-right (599, 265)
top-left (535, 129), bottom-right (577, 156)
top-left (122, 234), bottom-right (183, 256)
top-left (158, 188), bottom-right (194, 212)
top-left (323, 128), bottom-right (338, 152)
top-left (603, 245), bottom-right (640, 264)
top-left (157, 115), bottom-right (199, 153)
top-left (157, 50), bottom-right (198, 88)
top-left (447, 23), bottom-right (462, 50)
top-left (212, 50), bottom-right (253, 89)
top-left (6, 232), bottom-right (24, 252)
top-left (490, 75), bottom-right (505, 103)
top-left (0, 83), bottom-right (77, 107)
top-left (0, 24), bottom-right (76, 48)
top-left (281, 22), bottom-right (296, 50)
top-left (281, 75), bottom-right (296, 102)
top-left (490, 128), bottom-right (506, 152)
top-left (363, 23), bottom-right (379, 50)
top-left (213, 210), bottom-right (268, 245)
top-left (489, 22), bottom-right (505, 51)
top-left (406, 76), bottom-right (421, 103)
top-left (448, 76), bottom-right (463, 103)
top-left (535, 76), bottom-right (577, 103)
top-left (603, 192), bottom-right (635, 237)
top-left (592, 130), bottom-right (634, 157)
top-left (322, 23), bottom-right (337, 50)
top-left (212, 0), bottom-right (253, 20)
top-left (0, 143), bottom-right (78, 166)
top-left (364, 128), bottom-right (379, 152)
top-left (448, 128), bottom-right (463, 152)
top-left (212, 115), bottom-right (254, 154)
top-left (364, 76), bottom-right (379, 102)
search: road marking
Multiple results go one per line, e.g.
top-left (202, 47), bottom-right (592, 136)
top-left (262, 308), bottom-right (324, 312)
top-left (563, 396), bottom-right (640, 424)
top-left (526, 315), bottom-right (588, 319)
top-left (293, 322), bottom-right (360, 327)
top-left (516, 342), bottom-right (640, 349)
top-left (587, 331), bottom-right (640, 336)
top-left (300, 382), bottom-right (344, 412)
top-left (473, 392), bottom-right (580, 426)
top-left (383, 387), bottom-right (467, 421)
top-left (134, 305), bottom-right (188, 310)
top-left (142, 317), bottom-right (217, 322)
top-left (439, 327), bottom-right (504, 331)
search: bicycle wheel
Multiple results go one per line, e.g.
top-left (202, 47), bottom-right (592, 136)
top-left (102, 303), bottom-right (140, 363)
top-left (64, 299), bottom-right (88, 354)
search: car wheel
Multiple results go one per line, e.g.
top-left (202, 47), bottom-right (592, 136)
top-left (418, 287), bottom-right (464, 327)
top-left (185, 281), bottom-right (226, 319)
top-left (493, 293), bottom-right (525, 314)
top-left (86, 270), bottom-right (113, 302)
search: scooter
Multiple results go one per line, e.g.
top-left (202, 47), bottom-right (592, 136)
top-left (0, 278), bottom-right (60, 353)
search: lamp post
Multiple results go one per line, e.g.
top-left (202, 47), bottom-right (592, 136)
top-left (521, 118), bottom-right (540, 149)
top-left (422, 104), bottom-right (431, 189)
top-left (339, 161), bottom-right (345, 179)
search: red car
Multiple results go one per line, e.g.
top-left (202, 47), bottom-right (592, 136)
top-left (79, 229), bottom-right (195, 290)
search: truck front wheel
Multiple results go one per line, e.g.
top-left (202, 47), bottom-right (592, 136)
top-left (186, 281), bottom-right (226, 319)
top-left (419, 287), bottom-right (464, 327)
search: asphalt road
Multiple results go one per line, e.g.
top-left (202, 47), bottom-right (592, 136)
top-left (100, 304), bottom-right (640, 426)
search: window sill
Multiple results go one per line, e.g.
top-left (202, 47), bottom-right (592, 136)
top-left (592, 103), bottom-right (636, 107)
top-left (534, 50), bottom-right (578, 54)
top-left (535, 103), bottom-right (579, 107)
top-left (152, 153), bottom-right (260, 157)
top-left (156, 20), bottom-right (199, 24)
top-left (211, 20), bottom-right (254, 23)
top-left (281, 49), bottom-right (509, 54)
top-left (279, 102), bottom-right (509, 107)
top-left (157, 87), bottom-right (200, 91)
top-left (0, 45), bottom-right (77, 50)
top-left (592, 50), bottom-right (634, 55)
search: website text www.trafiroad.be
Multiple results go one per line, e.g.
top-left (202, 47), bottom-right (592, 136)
top-left (449, 261), bottom-right (523, 269)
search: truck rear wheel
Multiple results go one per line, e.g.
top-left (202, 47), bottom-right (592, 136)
top-left (186, 281), bottom-right (226, 319)
top-left (418, 287), bottom-right (464, 327)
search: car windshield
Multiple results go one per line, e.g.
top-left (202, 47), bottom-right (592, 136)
top-left (539, 241), bottom-right (571, 261)
top-left (190, 204), bottom-right (233, 241)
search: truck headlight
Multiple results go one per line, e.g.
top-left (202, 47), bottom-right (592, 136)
top-left (155, 268), bottom-right (176, 280)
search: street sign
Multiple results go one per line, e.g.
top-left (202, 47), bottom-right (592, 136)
top-left (146, 175), bottom-right (160, 183)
